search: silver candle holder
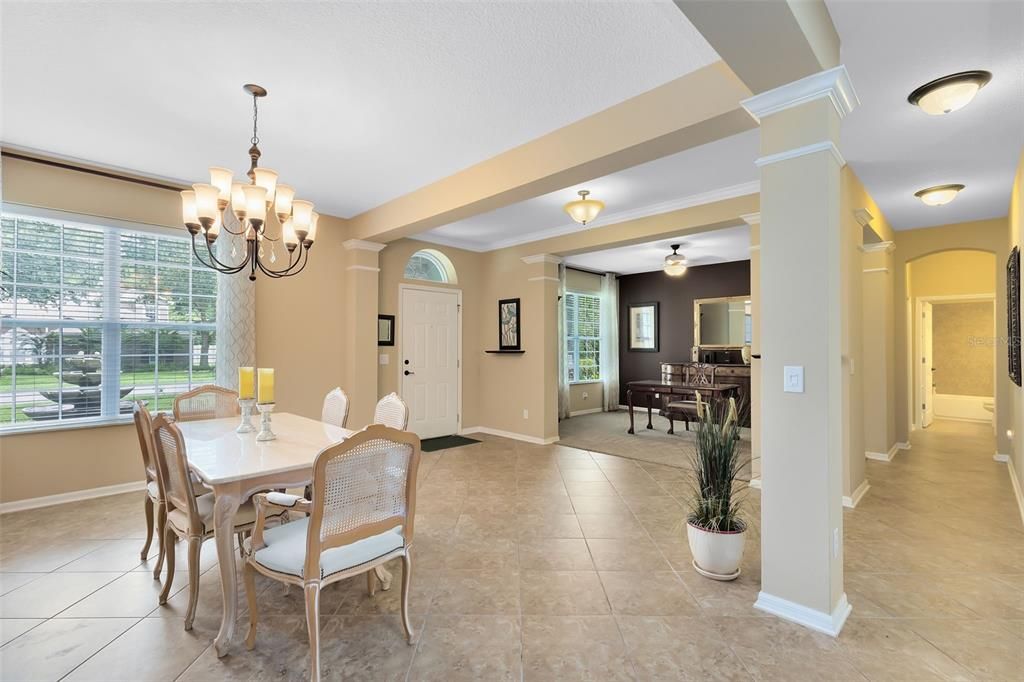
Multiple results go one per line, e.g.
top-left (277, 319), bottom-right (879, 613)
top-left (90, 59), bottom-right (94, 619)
top-left (256, 403), bottom-right (277, 441)
top-left (236, 398), bottom-right (256, 433)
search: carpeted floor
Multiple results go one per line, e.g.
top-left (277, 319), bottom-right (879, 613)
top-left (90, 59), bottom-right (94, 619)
top-left (558, 410), bottom-right (753, 479)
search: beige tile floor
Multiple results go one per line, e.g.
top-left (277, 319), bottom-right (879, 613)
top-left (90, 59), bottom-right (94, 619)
top-left (1, 419), bottom-right (1022, 680)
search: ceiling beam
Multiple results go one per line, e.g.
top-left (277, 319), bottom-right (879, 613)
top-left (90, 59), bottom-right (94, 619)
top-left (674, 0), bottom-right (839, 94)
top-left (347, 62), bottom-right (754, 243)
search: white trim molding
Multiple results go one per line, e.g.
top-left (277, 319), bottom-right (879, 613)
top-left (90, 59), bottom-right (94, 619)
top-left (740, 212), bottom-right (761, 226)
top-left (862, 267), bottom-right (889, 274)
top-left (853, 208), bottom-right (874, 227)
top-left (994, 453), bottom-right (1010, 463)
top-left (748, 478), bottom-right (762, 490)
top-left (460, 426), bottom-right (559, 445)
top-left (521, 254), bottom-right (564, 265)
top-left (843, 480), bottom-right (871, 508)
top-left (1007, 458), bottom-right (1024, 527)
top-left (749, 245), bottom-right (761, 252)
top-left (345, 265), bottom-right (381, 273)
top-left (342, 239), bottom-right (387, 252)
top-left (741, 65), bottom-right (859, 123)
top-left (897, 441), bottom-right (912, 451)
top-left (527, 275), bottom-right (560, 283)
top-left (0, 480), bottom-right (147, 515)
top-left (754, 591), bottom-right (852, 637)
top-left (569, 407), bottom-right (604, 418)
top-left (755, 141), bottom-right (846, 169)
top-left (861, 240), bottom-right (895, 254)
top-left (866, 443), bottom-right (900, 462)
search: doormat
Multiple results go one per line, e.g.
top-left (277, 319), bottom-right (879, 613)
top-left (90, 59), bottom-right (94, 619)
top-left (420, 435), bottom-right (481, 452)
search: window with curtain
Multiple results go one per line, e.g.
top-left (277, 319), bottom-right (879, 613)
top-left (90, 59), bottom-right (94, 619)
top-left (0, 213), bottom-right (218, 428)
top-left (565, 292), bottom-right (601, 382)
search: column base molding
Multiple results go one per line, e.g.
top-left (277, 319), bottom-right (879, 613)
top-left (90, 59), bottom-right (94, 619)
top-left (1006, 458), bottom-right (1024, 527)
top-left (748, 478), bottom-right (762, 490)
top-left (842, 480), bottom-right (871, 508)
top-left (754, 591), bottom-right (852, 637)
top-left (865, 443), bottom-right (900, 462)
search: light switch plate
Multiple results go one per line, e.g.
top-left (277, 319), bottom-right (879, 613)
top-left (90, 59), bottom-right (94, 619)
top-left (379, 354), bottom-right (389, 365)
top-left (783, 365), bottom-right (804, 393)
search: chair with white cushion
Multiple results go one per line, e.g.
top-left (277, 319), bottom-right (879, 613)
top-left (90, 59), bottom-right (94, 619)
top-left (132, 402), bottom-right (164, 575)
top-left (372, 392), bottom-right (409, 430)
top-left (321, 387), bottom-right (351, 428)
top-left (150, 413), bottom-right (285, 630)
top-left (173, 384), bottom-right (240, 422)
top-left (243, 425), bottom-right (421, 682)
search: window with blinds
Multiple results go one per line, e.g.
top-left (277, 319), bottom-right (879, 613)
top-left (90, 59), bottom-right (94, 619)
top-left (0, 213), bottom-right (218, 428)
top-left (565, 292), bottom-right (601, 383)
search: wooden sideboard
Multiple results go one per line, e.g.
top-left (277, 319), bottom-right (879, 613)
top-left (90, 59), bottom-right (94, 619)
top-left (660, 362), bottom-right (752, 426)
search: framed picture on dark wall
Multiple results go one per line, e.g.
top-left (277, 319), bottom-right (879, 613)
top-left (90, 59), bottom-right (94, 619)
top-left (628, 302), bottom-right (659, 352)
top-left (498, 298), bottom-right (521, 350)
top-left (1008, 247), bottom-right (1021, 386)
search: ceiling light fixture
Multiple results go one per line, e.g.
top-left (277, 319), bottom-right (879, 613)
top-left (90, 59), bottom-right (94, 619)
top-left (914, 184), bottom-right (965, 206)
top-left (181, 84), bottom-right (317, 281)
top-left (663, 244), bottom-right (687, 277)
top-left (908, 70), bottom-right (992, 115)
top-left (563, 190), bottom-right (605, 226)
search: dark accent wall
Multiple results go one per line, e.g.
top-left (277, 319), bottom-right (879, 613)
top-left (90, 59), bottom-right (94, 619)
top-left (618, 260), bottom-right (751, 403)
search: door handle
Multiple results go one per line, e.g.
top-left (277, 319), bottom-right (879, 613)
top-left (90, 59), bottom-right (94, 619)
top-left (404, 370), bottom-right (415, 376)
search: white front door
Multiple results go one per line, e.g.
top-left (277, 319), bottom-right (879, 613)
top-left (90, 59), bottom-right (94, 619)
top-left (400, 286), bottom-right (460, 439)
top-left (920, 301), bottom-right (935, 428)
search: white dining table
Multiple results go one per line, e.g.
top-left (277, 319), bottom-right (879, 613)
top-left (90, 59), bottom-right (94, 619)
top-left (178, 412), bottom-right (361, 657)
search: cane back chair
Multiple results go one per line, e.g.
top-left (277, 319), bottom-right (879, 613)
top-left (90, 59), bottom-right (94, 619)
top-left (172, 384), bottom-right (240, 422)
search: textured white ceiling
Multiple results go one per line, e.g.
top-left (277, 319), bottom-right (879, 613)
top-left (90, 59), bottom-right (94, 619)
top-left (829, 0), bottom-right (1024, 230)
top-left (564, 224), bottom-right (751, 276)
top-left (417, 129), bottom-right (760, 251)
top-left (0, 1), bottom-right (718, 218)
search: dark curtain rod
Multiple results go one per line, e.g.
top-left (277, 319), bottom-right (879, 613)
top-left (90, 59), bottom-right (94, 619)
top-left (2, 151), bottom-right (184, 192)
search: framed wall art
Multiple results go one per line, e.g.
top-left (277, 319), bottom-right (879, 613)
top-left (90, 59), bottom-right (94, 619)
top-left (498, 298), bottom-right (521, 351)
top-left (628, 302), bottom-right (659, 352)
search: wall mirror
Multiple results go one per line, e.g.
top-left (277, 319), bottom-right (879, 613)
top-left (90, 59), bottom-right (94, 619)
top-left (694, 296), bottom-right (752, 348)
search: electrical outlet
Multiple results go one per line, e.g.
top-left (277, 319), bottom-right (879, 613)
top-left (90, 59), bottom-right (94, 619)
top-left (522, 409), bottom-right (529, 419)
top-left (582, 391), bottom-right (589, 400)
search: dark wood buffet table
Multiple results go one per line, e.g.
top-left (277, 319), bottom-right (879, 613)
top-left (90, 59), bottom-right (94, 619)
top-left (625, 379), bottom-right (740, 434)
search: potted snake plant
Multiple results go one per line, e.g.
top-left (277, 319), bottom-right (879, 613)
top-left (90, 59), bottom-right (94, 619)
top-left (685, 395), bottom-right (749, 581)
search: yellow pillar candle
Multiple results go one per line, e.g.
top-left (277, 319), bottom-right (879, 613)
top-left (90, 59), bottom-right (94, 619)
top-left (257, 368), bottom-right (275, 404)
top-left (238, 367), bottom-right (255, 400)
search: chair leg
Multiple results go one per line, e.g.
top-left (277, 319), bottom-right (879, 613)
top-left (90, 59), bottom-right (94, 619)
top-left (141, 496), bottom-right (155, 560)
top-left (400, 552), bottom-right (415, 644)
top-left (667, 416), bottom-right (674, 435)
top-left (184, 535), bottom-right (202, 631)
top-left (366, 570), bottom-right (376, 597)
top-left (304, 582), bottom-right (322, 682)
top-left (159, 527), bottom-right (177, 605)
top-left (153, 504), bottom-right (167, 580)
top-left (237, 531), bottom-right (246, 560)
top-left (243, 562), bottom-right (259, 650)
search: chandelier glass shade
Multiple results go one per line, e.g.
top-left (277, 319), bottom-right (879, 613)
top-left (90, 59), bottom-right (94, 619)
top-left (181, 84), bottom-right (317, 281)
top-left (564, 189), bottom-right (605, 226)
top-left (663, 244), bottom-right (687, 277)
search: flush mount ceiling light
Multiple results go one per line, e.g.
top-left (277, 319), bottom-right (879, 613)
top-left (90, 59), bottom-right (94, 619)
top-left (908, 70), bottom-right (992, 115)
top-left (663, 244), bottom-right (688, 277)
top-left (914, 184), bottom-right (965, 206)
top-left (563, 190), bottom-right (605, 226)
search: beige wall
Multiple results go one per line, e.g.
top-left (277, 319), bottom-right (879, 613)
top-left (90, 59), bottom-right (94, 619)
top-left (1008, 149), bottom-right (1023, 495)
top-left (569, 382), bottom-right (604, 414)
top-left (931, 301), bottom-right (994, 397)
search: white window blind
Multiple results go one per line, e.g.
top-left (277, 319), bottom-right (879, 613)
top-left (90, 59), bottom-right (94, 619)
top-left (565, 292), bottom-right (601, 382)
top-left (0, 213), bottom-right (218, 428)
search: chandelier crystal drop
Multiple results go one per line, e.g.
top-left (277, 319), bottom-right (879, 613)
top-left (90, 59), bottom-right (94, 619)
top-left (181, 84), bottom-right (316, 281)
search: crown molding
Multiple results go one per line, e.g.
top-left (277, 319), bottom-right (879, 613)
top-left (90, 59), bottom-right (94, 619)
top-left (343, 239), bottom-right (387, 252)
top-left (862, 267), bottom-right (889, 274)
top-left (522, 254), bottom-right (563, 265)
top-left (527, 275), bottom-right (561, 282)
top-left (755, 141), bottom-right (846, 169)
top-left (415, 180), bottom-right (760, 253)
top-left (345, 265), bottom-right (381, 272)
top-left (861, 241), bottom-right (895, 253)
top-left (853, 208), bottom-right (874, 227)
top-left (740, 212), bottom-right (761, 226)
top-left (741, 65), bottom-right (859, 123)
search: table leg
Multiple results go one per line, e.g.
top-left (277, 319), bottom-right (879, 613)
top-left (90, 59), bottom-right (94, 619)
top-left (212, 485), bottom-right (242, 658)
top-left (627, 389), bottom-right (635, 434)
top-left (646, 393), bottom-right (654, 430)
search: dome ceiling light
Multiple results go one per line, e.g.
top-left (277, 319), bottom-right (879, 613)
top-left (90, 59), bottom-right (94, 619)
top-left (563, 190), bottom-right (605, 226)
top-left (914, 184), bottom-right (965, 206)
top-left (663, 244), bottom-right (688, 277)
top-left (908, 70), bottom-right (992, 115)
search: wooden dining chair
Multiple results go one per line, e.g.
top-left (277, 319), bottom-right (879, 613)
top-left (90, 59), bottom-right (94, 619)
top-left (132, 402), bottom-right (164, 575)
top-left (373, 392), bottom-right (409, 430)
top-left (173, 384), bottom-right (240, 422)
top-left (664, 363), bottom-right (716, 434)
top-left (243, 425), bottom-right (421, 682)
top-left (321, 387), bottom-right (351, 428)
top-left (150, 414), bottom-right (286, 630)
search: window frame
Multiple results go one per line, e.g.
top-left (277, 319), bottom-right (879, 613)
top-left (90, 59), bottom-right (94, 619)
top-left (404, 250), bottom-right (449, 284)
top-left (1, 207), bottom-right (218, 434)
top-left (565, 290), bottom-right (602, 385)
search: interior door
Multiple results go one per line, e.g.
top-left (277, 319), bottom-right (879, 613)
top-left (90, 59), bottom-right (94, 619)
top-left (920, 301), bottom-right (935, 428)
top-left (401, 287), bottom-right (460, 439)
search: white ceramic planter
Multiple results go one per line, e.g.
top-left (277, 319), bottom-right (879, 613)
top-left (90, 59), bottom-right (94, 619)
top-left (687, 521), bottom-right (746, 581)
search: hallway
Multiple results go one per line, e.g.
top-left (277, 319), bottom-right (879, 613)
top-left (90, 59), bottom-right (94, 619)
top-left (843, 419), bottom-right (1024, 679)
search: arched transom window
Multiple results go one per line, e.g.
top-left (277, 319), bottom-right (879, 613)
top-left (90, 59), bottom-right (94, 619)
top-left (404, 249), bottom-right (457, 284)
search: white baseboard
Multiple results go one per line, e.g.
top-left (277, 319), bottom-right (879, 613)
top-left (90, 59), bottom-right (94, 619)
top-left (0, 480), bottom-right (147, 515)
top-left (460, 426), bottom-right (559, 446)
top-left (754, 591), bottom-right (852, 637)
top-left (569, 407), bottom-right (603, 417)
top-left (934, 394), bottom-right (993, 423)
top-left (896, 441), bottom-right (911, 451)
top-left (843, 479), bottom-right (871, 508)
top-left (865, 442), bottom-right (900, 462)
top-left (1006, 458), bottom-right (1024, 527)
top-left (994, 453), bottom-right (1010, 463)
top-left (748, 478), bottom-right (762, 490)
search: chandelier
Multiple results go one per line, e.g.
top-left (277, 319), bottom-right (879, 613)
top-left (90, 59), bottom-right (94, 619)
top-left (180, 84), bottom-right (317, 281)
